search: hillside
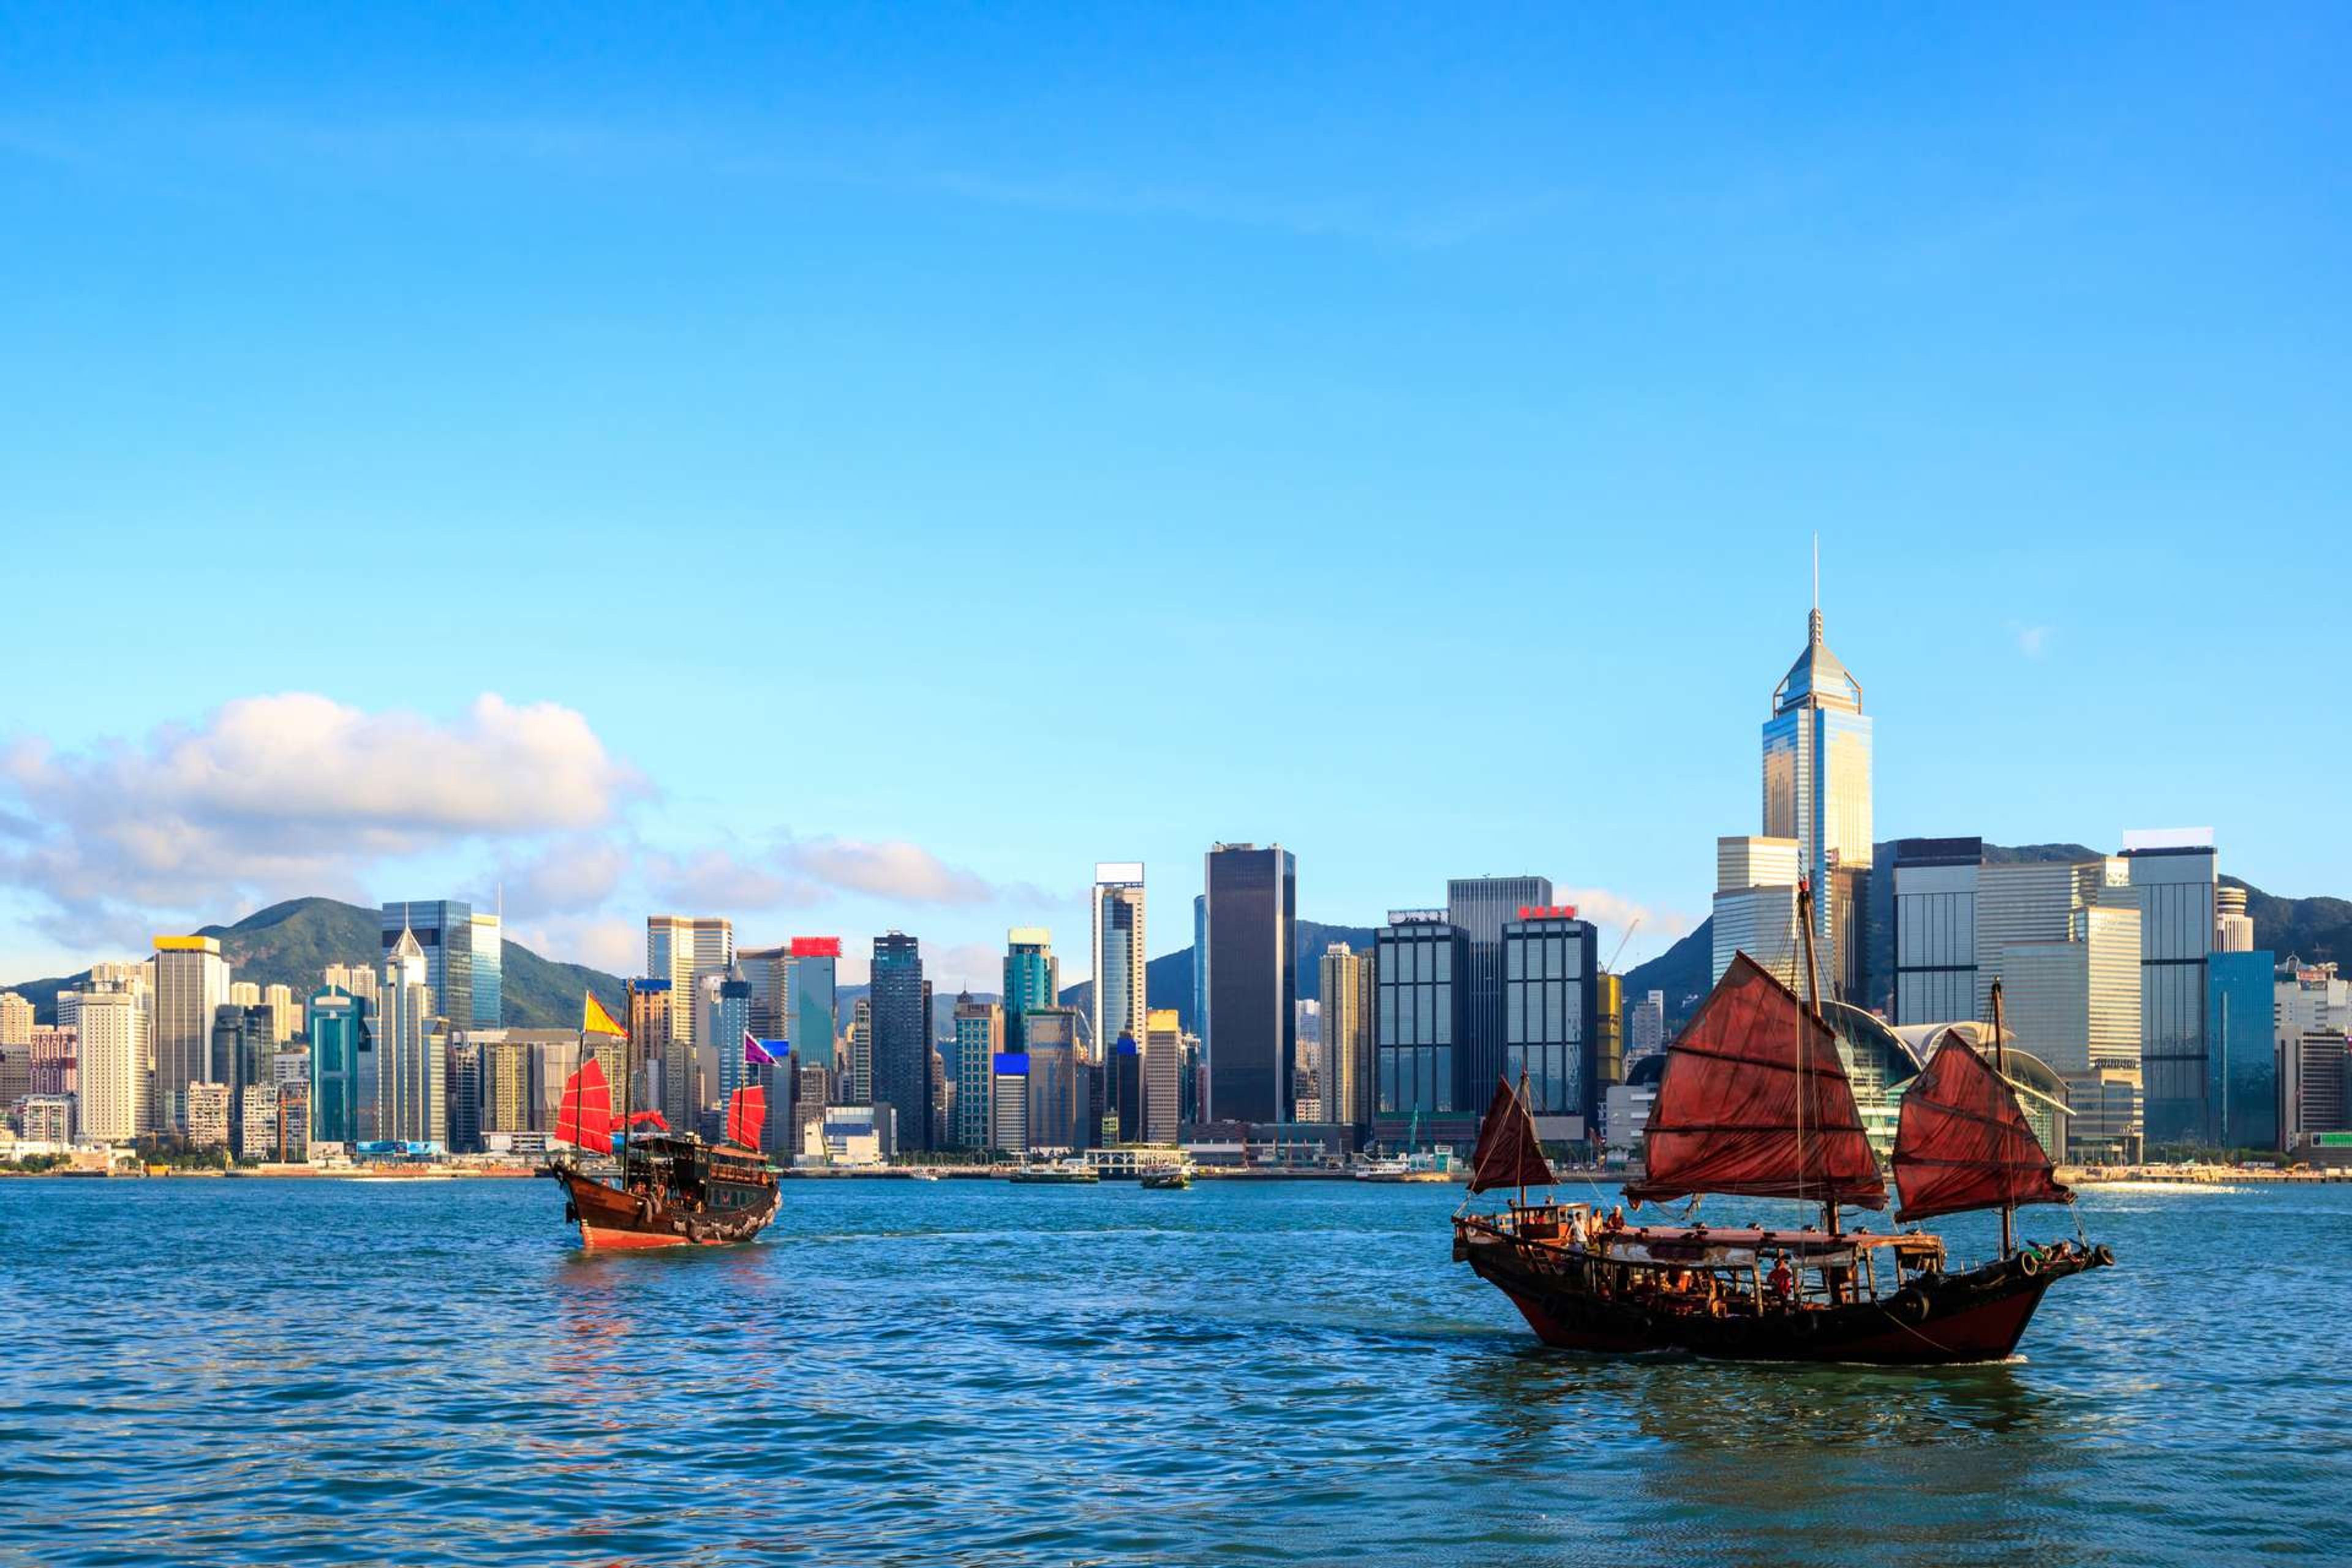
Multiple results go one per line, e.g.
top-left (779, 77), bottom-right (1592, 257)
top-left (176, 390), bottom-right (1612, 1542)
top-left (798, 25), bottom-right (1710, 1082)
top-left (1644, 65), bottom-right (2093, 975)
top-left (6, 897), bottom-right (625, 1029)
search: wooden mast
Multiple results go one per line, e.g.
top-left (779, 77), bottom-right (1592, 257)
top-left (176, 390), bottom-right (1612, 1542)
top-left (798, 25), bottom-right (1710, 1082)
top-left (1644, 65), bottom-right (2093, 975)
top-left (1990, 980), bottom-right (2015, 1258)
top-left (620, 980), bottom-right (637, 1189)
top-left (1795, 878), bottom-right (1838, 1237)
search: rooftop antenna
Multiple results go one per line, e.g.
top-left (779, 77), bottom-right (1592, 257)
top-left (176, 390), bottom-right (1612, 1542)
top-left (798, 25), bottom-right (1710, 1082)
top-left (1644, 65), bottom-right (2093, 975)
top-left (1809, 532), bottom-right (1823, 643)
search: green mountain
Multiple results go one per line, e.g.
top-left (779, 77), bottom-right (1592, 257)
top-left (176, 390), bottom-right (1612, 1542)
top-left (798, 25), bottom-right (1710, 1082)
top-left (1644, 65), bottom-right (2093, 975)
top-left (6, 897), bottom-right (625, 1030)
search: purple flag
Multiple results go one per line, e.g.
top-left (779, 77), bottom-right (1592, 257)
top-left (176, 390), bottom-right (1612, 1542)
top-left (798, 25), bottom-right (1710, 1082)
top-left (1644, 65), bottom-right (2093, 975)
top-left (744, 1031), bottom-right (780, 1066)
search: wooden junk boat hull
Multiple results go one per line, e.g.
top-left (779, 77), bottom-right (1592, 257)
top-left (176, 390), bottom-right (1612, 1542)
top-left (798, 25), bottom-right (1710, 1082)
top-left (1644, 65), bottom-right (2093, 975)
top-left (1456, 1216), bottom-right (2111, 1366)
top-left (554, 1160), bottom-right (780, 1250)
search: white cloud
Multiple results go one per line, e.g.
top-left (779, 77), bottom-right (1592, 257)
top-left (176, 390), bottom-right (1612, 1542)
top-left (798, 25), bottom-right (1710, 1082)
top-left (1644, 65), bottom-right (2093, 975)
top-left (1556, 887), bottom-right (1697, 963)
top-left (644, 846), bottom-right (821, 912)
top-left (0, 693), bottom-right (642, 948)
top-left (513, 915), bottom-right (641, 976)
top-left (782, 835), bottom-right (1007, 905)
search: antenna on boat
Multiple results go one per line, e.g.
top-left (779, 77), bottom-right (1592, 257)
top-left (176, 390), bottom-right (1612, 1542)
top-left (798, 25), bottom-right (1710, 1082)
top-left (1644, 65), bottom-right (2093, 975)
top-left (1991, 981), bottom-right (2016, 1259)
top-left (1795, 878), bottom-right (1837, 1237)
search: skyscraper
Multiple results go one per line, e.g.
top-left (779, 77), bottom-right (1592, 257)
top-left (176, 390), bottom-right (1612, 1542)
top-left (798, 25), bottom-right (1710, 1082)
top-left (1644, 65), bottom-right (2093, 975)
top-left (378, 927), bottom-right (443, 1145)
top-left (1710, 837), bottom-right (1802, 987)
top-left (1193, 894), bottom-right (1208, 1043)
top-left (848, 998), bottom-right (872, 1103)
top-left (381, 901), bottom-right (473, 1041)
top-left (647, 915), bottom-right (735, 1068)
top-left (73, 984), bottom-right (150, 1143)
top-left (0, 991), bottom-right (31, 1046)
top-left (1091, 864), bottom-right (1148, 1069)
top-left (1374, 911), bottom-right (1469, 1145)
top-left (1446, 876), bottom-right (1554, 1096)
top-left (953, 993), bottom-right (1004, 1149)
top-left (630, 979), bottom-right (678, 1129)
top-left (1317, 944), bottom-right (1371, 1132)
top-left (2125, 834), bottom-right (2219, 1145)
top-left (788, 938), bottom-right (841, 1073)
top-left (470, 911), bottom-right (503, 1028)
top-left (2208, 949), bottom-right (2277, 1150)
top-left (870, 933), bottom-right (929, 1153)
top-left (706, 974), bottom-right (753, 1111)
top-left (1501, 911), bottom-right (1599, 1133)
top-left (1021, 1006), bottom-right (1085, 1151)
top-left (1144, 1007), bottom-right (1184, 1143)
top-left (1759, 580), bottom-right (1873, 1000)
top-left (1204, 843), bottom-right (1296, 1123)
top-left (1003, 928), bottom-right (1058, 1052)
top-left (1890, 837), bottom-right (1983, 1024)
top-left (151, 935), bottom-right (230, 1134)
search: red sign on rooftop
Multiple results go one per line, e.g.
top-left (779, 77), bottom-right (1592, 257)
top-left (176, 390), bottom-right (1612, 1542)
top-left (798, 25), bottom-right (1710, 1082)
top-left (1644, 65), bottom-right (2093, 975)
top-left (1516, 904), bottom-right (1580, 921)
top-left (790, 937), bottom-right (843, 958)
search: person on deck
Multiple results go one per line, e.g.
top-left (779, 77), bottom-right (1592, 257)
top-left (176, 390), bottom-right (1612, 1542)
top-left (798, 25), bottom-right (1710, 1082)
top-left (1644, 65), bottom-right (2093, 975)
top-left (1768, 1253), bottom-right (1795, 1306)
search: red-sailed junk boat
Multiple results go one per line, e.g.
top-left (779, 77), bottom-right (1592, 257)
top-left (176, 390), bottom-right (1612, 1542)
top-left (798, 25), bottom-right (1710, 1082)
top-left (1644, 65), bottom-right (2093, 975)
top-left (1455, 883), bottom-right (2114, 1365)
top-left (546, 989), bottom-right (782, 1250)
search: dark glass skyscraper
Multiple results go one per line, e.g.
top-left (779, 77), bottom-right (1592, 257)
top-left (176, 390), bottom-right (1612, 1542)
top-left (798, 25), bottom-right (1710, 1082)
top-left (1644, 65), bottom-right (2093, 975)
top-left (1446, 875), bottom-right (1554, 1096)
top-left (1204, 843), bottom-right (1296, 1123)
top-left (381, 900), bottom-right (472, 1031)
top-left (870, 933), bottom-right (929, 1153)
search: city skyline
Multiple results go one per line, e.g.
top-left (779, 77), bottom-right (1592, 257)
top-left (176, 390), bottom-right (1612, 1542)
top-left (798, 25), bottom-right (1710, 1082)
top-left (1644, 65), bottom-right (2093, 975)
top-left (7, 9), bottom-right (2350, 989)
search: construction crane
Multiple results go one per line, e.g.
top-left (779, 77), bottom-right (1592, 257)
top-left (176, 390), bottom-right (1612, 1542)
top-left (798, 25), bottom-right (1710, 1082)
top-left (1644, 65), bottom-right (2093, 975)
top-left (1605, 916), bottom-right (1642, 974)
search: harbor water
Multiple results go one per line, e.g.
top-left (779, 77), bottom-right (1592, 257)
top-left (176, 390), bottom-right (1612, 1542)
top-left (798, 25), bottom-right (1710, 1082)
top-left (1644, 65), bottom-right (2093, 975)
top-left (4, 1177), bottom-right (2346, 1565)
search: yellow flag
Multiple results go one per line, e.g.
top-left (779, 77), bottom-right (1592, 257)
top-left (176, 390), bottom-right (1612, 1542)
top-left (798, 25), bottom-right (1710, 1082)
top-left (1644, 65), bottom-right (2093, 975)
top-left (584, 990), bottom-right (629, 1039)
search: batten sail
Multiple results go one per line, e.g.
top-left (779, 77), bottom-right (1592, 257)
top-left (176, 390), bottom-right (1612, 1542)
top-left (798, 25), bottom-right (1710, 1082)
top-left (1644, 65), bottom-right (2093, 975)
top-left (726, 1084), bottom-right (767, 1153)
top-left (1468, 1076), bottom-right (1555, 1194)
top-left (1622, 952), bottom-right (1886, 1209)
top-left (1891, 1030), bottom-right (2073, 1224)
top-left (554, 1056), bottom-right (613, 1154)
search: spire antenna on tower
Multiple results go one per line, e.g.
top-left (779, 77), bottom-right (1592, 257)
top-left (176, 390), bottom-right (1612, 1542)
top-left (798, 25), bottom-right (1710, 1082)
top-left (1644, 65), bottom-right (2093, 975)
top-left (1812, 532), bottom-right (1819, 613)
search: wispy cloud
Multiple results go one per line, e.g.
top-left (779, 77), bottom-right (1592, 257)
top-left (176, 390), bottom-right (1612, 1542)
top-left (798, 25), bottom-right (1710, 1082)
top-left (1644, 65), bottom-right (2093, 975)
top-left (0, 693), bottom-right (643, 948)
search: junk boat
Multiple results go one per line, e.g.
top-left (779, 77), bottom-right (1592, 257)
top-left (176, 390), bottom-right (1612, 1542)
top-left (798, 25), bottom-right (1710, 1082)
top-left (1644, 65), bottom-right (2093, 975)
top-left (1454, 882), bottom-right (2113, 1365)
top-left (545, 990), bottom-right (781, 1250)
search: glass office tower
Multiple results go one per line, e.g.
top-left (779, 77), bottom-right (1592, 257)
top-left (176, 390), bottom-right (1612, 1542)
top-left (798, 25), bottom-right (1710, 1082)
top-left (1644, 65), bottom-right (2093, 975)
top-left (870, 933), bottom-right (929, 1152)
top-left (381, 901), bottom-right (472, 1039)
top-left (1760, 603), bottom-right (1873, 1001)
top-left (1204, 843), bottom-right (1297, 1124)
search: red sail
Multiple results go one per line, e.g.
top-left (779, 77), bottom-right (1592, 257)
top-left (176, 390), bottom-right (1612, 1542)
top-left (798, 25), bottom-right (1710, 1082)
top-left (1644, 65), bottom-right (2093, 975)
top-left (624, 1109), bottom-right (669, 1131)
top-left (554, 1056), bottom-right (613, 1154)
top-left (1891, 1030), bottom-right (2073, 1224)
top-left (1623, 952), bottom-right (1886, 1209)
top-left (726, 1085), bottom-right (767, 1153)
top-left (1468, 1076), bottom-right (1556, 1194)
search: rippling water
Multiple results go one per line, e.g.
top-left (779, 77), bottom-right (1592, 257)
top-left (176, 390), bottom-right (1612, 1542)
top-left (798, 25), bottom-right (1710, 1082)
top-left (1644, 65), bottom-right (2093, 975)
top-left (5, 1175), bottom-right (2348, 1565)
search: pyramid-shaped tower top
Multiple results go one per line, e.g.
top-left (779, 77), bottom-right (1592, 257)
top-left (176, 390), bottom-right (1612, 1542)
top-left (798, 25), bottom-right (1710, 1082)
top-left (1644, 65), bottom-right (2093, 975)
top-left (390, 923), bottom-right (425, 960)
top-left (1773, 547), bottom-right (1863, 715)
top-left (1774, 606), bottom-right (1862, 715)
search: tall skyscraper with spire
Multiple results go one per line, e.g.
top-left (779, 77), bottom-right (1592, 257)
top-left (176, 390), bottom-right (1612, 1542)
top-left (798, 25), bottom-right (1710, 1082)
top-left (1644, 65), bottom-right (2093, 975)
top-left (1759, 546), bottom-right (1874, 1001)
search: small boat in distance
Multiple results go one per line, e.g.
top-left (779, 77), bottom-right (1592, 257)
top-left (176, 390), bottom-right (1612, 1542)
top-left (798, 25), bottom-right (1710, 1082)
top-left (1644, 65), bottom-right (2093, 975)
top-left (1009, 1158), bottom-right (1100, 1185)
top-left (546, 991), bottom-right (780, 1250)
top-left (1141, 1164), bottom-right (1193, 1190)
top-left (1454, 881), bottom-right (2113, 1365)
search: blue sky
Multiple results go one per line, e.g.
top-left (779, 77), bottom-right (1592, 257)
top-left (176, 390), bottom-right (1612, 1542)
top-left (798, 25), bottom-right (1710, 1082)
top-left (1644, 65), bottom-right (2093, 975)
top-left (2, 4), bottom-right (2346, 988)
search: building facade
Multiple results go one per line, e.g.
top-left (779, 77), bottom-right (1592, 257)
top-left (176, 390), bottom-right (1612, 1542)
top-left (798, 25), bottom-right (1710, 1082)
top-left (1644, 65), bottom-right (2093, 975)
top-left (152, 935), bottom-right (230, 1135)
top-left (1501, 912), bottom-right (1599, 1134)
top-left (870, 933), bottom-right (929, 1153)
top-left (470, 911), bottom-right (502, 1028)
top-left (1891, 837), bottom-right (1982, 1025)
top-left (381, 901), bottom-right (473, 1046)
top-left (2126, 840), bottom-right (2218, 1145)
top-left (1317, 944), bottom-right (1372, 1131)
top-left (378, 928), bottom-right (444, 1145)
top-left (73, 986), bottom-right (150, 1143)
top-left (1711, 837), bottom-right (1802, 987)
top-left (2207, 949), bottom-right (2277, 1150)
top-left (647, 915), bottom-right (735, 1071)
top-left (1759, 598), bottom-right (1873, 998)
top-left (1374, 912), bottom-right (1470, 1146)
top-left (307, 987), bottom-right (368, 1145)
top-left (1144, 1008), bottom-right (1184, 1144)
top-left (1204, 843), bottom-right (1297, 1123)
top-left (1003, 929), bottom-right (1058, 1053)
top-left (1091, 865), bottom-right (1147, 1068)
top-left (1446, 876), bottom-right (1554, 1099)
top-left (952, 995), bottom-right (1003, 1150)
